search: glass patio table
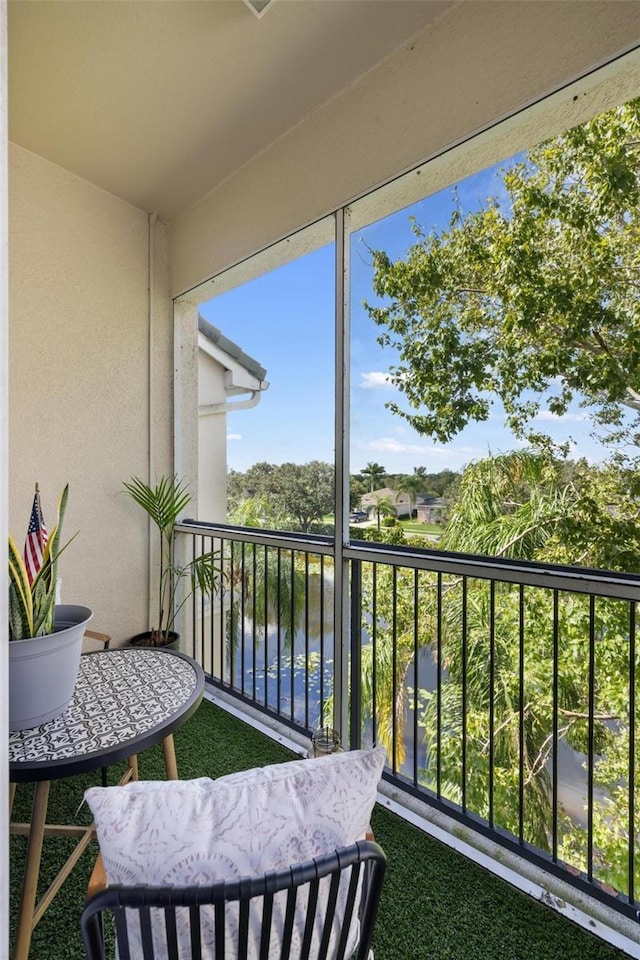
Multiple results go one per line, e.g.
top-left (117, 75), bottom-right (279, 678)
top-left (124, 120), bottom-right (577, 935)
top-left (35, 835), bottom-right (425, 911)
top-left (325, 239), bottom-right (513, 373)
top-left (9, 647), bottom-right (205, 960)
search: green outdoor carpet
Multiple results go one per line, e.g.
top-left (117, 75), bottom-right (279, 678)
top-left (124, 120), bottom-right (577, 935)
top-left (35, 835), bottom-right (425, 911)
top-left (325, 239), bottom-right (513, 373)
top-left (10, 698), bottom-right (631, 960)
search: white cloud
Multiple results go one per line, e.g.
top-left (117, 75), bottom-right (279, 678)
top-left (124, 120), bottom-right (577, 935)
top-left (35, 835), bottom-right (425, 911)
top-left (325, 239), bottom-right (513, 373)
top-left (358, 437), bottom-right (484, 459)
top-left (227, 433), bottom-right (243, 441)
top-left (359, 371), bottom-right (395, 390)
top-left (364, 437), bottom-right (429, 455)
top-left (534, 411), bottom-right (588, 423)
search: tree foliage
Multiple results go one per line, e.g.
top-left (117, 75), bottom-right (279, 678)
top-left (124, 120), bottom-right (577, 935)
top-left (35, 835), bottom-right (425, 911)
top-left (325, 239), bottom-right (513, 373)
top-left (365, 98), bottom-right (640, 450)
top-left (227, 461), bottom-right (334, 533)
top-left (360, 450), bottom-right (640, 893)
top-left (359, 461), bottom-right (387, 492)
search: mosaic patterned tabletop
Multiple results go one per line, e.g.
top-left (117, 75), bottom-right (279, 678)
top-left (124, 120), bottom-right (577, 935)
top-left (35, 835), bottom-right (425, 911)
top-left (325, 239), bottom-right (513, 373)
top-left (9, 649), bottom-right (203, 772)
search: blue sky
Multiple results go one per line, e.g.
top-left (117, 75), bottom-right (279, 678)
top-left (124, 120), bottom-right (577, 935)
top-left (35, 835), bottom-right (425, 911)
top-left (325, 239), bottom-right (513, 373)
top-left (199, 159), bottom-right (612, 477)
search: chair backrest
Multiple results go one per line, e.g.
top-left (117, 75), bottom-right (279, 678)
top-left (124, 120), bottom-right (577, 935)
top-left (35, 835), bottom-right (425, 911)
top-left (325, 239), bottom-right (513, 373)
top-left (81, 839), bottom-right (386, 960)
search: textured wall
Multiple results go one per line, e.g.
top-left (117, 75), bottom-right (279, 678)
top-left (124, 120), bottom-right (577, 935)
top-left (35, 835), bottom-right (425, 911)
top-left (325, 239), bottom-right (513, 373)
top-left (170, 1), bottom-right (640, 296)
top-left (198, 354), bottom-right (228, 524)
top-left (8, 145), bottom-right (173, 644)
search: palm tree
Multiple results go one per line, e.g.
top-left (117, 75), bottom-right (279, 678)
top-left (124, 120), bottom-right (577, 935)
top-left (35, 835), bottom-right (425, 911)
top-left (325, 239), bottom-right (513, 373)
top-left (370, 493), bottom-right (396, 531)
top-left (395, 473), bottom-right (424, 520)
top-left (360, 462), bottom-right (386, 493)
top-left (413, 466), bottom-right (428, 480)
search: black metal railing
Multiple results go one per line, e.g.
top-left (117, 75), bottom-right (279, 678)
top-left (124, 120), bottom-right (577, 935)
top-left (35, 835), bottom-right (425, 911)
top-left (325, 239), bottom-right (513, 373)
top-left (176, 521), bottom-right (640, 925)
top-left (178, 523), bottom-right (335, 735)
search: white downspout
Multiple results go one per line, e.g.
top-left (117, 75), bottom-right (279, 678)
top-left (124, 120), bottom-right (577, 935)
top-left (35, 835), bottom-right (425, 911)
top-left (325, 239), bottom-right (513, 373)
top-left (199, 388), bottom-right (265, 417)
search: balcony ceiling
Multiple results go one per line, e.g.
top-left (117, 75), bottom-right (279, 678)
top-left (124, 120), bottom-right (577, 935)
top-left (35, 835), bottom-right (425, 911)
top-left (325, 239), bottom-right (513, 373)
top-left (7, 0), bottom-right (452, 221)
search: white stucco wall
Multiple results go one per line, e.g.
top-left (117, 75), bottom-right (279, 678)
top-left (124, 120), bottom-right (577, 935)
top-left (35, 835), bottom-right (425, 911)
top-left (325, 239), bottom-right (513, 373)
top-left (169, 1), bottom-right (640, 296)
top-left (198, 355), bottom-right (229, 523)
top-left (9, 145), bottom-right (173, 645)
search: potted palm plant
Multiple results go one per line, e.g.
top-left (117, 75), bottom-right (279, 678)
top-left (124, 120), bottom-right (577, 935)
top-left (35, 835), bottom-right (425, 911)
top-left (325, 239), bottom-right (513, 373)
top-left (8, 484), bottom-right (92, 730)
top-left (123, 475), bottom-right (223, 647)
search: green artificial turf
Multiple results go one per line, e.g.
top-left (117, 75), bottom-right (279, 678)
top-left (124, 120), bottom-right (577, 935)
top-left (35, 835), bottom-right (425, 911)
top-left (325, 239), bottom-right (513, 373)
top-left (10, 698), bottom-right (630, 960)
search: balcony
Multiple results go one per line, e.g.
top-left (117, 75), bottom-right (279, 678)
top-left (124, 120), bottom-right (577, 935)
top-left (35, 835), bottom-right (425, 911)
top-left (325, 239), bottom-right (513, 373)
top-left (7, 8), bottom-right (640, 960)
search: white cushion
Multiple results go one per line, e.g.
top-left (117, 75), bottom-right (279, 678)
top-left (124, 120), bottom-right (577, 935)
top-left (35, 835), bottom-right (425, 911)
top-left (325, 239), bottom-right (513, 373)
top-left (85, 746), bottom-right (385, 960)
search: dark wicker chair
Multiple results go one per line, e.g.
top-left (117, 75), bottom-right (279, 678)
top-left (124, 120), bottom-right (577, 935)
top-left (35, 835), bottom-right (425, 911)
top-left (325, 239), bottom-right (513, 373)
top-left (81, 839), bottom-right (386, 960)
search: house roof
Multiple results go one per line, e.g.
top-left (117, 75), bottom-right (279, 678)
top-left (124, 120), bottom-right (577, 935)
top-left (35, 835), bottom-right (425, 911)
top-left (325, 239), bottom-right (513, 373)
top-left (361, 487), bottom-right (410, 504)
top-left (198, 316), bottom-right (267, 383)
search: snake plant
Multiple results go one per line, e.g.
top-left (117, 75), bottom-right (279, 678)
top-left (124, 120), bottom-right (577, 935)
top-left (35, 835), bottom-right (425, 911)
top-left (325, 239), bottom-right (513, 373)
top-left (8, 484), bottom-right (76, 641)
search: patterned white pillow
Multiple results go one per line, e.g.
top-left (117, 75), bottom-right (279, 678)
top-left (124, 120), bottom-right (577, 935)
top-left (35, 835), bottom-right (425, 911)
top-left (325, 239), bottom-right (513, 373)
top-left (85, 746), bottom-right (386, 960)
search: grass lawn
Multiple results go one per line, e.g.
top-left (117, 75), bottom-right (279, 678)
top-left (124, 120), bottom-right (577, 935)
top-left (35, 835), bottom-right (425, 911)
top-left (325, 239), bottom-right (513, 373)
top-left (399, 519), bottom-right (442, 536)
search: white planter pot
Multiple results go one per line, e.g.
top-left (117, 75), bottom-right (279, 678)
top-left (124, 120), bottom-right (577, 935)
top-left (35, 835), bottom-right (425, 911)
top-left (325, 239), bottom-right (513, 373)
top-left (9, 604), bottom-right (93, 731)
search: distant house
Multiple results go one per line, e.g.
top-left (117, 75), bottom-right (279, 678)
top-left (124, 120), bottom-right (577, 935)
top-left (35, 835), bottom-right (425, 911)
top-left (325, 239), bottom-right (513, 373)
top-left (416, 495), bottom-right (446, 524)
top-left (198, 316), bottom-right (269, 522)
top-left (359, 487), bottom-right (412, 520)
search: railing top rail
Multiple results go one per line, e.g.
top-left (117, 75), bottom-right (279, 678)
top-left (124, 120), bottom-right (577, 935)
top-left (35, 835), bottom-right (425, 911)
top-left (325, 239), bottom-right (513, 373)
top-left (345, 538), bottom-right (640, 601)
top-left (175, 520), bottom-right (334, 556)
top-left (176, 520), bottom-right (640, 600)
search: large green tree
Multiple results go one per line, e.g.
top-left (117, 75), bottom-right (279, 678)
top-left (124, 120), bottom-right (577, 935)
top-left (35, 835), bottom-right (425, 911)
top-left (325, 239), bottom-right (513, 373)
top-left (359, 96), bottom-right (640, 900)
top-left (227, 461), bottom-right (334, 533)
top-left (365, 98), bottom-right (640, 451)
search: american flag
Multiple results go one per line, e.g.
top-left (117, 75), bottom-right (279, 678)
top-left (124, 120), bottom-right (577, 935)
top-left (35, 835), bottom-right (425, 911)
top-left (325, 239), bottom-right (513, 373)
top-left (24, 486), bottom-right (48, 585)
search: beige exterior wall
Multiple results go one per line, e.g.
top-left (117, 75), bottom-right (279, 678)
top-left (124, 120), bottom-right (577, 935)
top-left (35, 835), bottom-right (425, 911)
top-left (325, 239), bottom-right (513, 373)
top-left (8, 145), bottom-right (173, 645)
top-left (169, 1), bottom-right (640, 296)
top-left (198, 355), bottom-right (229, 523)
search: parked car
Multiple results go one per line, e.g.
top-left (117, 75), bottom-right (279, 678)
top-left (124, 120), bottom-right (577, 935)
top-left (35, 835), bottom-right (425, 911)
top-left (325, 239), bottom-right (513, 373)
top-left (349, 510), bottom-right (368, 523)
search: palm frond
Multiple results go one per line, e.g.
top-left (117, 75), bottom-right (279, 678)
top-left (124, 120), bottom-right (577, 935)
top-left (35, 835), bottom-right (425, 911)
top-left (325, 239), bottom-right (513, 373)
top-left (123, 475), bottom-right (192, 537)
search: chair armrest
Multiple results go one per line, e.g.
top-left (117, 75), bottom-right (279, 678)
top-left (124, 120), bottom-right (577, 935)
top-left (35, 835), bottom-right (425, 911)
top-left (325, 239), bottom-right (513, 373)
top-left (83, 630), bottom-right (111, 650)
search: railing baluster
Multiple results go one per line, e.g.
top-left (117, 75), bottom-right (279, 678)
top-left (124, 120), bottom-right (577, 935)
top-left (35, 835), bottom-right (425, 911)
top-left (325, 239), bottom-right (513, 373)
top-left (290, 550), bottom-right (295, 724)
top-left (319, 554), bottom-right (325, 725)
top-left (176, 522), bottom-right (640, 925)
top-left (552, 589), bottom-right (559, 862)
top-left (629, 601), bottom-right (636, 904)
top-left (277, 547), bottom-right (282, 716)
top-left (250, 544), bottom-right (256, 700)
top-left (413, 568), bottom-right (419, 789)
top-left (304, 552), bottom-right (310, 730)
top-left (350, 559), bottom-right (362, 750)
top-left (587, 594), bottom-right (596, 880)
top-left (230, 539), bottom-right (236, 689)
top-left (461, 576), bottom-right (468, 813)
top-left (489, 579), bottom-right (495, 829)
top-left (372, 563), bottom-right (377, 748)
top-left (240, 541), bottom-right (245, 694)
top-left (518, 582), bottom-right (525, 844)
top-left (197, 534), bottom-right (204, 664)
top-left (211, 535), bottom-right (218, 672)
top-left (392, 566), bottom-right (398, 775)
top-left (221, 537), bottom-right (227, 685)
top-left (436, 571), bottom-right (442, 800)
top-left (264, 544), bottom-right (269, 707)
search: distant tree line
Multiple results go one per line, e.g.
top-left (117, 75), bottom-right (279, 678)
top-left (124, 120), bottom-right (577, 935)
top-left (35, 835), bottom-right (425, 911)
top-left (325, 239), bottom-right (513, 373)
top-left (227, 461), bottom-right (461, 531)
